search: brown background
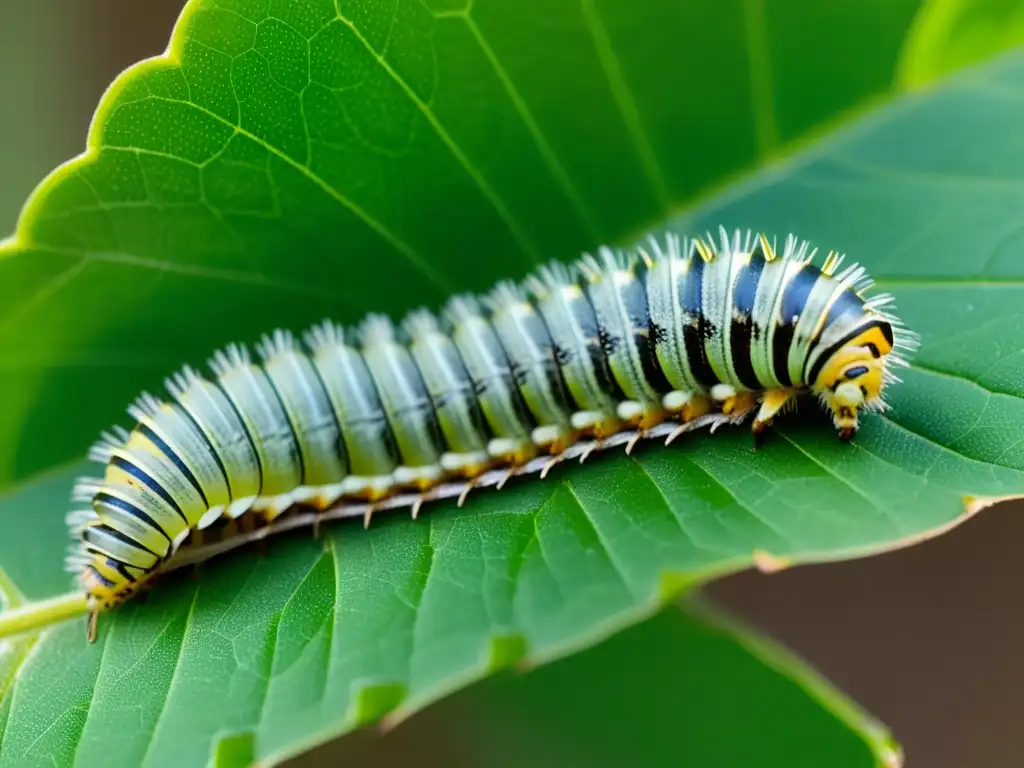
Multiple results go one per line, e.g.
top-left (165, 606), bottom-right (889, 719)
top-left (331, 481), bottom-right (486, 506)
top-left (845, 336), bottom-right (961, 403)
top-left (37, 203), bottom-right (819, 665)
top-left (0, 2), bottom-right (1019, 765)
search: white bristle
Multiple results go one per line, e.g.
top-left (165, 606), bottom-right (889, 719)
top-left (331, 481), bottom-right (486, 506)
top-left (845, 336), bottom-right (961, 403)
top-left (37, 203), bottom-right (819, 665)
top-left (127, 391), bottom-right (163, 424)
top-left (444, 294), bottom-right (484, 326)
top-left (303, 319), bottom-right (346, 352)
top-left (165, 364), bottom-right (205, 400)
top-left (483, 280), bottom-right (527, 313)
top-left (87, 428), bottom-right (129, 464)
top-left (644, 231), bottom-right (684, 263)
top-left (256, 328), bottom-right (297, 362)
top-left (524, 261), bottom-right (574, 299)
top-left (65, 508), bottom-right (98, 535)
top-left (401, 308), bottom-right (441, 340)
top-left (72, 478), bottom-right (103, 504)
top-left (209, 343), bottom-right (252, 377)
top-left (357, 313), bottom-right (397, 347)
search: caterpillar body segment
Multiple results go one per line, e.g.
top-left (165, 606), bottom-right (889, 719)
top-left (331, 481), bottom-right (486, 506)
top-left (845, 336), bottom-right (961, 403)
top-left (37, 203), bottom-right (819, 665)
top-left (67, 227), bottom-right (918, 640)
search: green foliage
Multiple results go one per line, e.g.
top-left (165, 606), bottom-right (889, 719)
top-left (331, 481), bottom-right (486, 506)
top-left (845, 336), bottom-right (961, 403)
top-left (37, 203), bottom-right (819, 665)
top-left (1, 1), bottom-right (1023, 766)
top-left (0, 0), bottom-right (925, 484)
top-left (453, 603), bottom-right (899, 768)
top-left (898, 0), bottom-right (1024, 88)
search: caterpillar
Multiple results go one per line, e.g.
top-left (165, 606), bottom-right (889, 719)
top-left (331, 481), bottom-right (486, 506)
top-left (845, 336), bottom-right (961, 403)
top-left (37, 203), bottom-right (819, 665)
top-left (65, 227), bottom-right (918, 641)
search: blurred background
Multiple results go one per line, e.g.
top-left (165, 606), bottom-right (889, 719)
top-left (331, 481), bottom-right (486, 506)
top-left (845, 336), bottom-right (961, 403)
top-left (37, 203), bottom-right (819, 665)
top-left (1, 1), bottom-right (1022, 766)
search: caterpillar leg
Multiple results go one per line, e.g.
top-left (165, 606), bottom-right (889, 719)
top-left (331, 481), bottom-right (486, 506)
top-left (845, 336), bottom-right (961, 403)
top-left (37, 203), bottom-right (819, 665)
top-left (616, 400), bottom-right (667, 455)
top-left (488, 437), bottom-right (538, 467)
top-left (570, 410), bottom-right (622, 439)
top-left (721, 391), bottom-right (758, 418)
top-left (487, 437), bottom-right (540, 492)
top-left (616, 400), bottom-right (665, 430)
top-left (440, 450), bottom-right (492, 479)
top-left (336, 476), bottom-right (399, 529)
top-left (578, 441), bottom-right (600, 464)
top-left (662, 392), bottom-right (713, 446)
top-left (437, 450), bottom-right (498, 509)
top-left (570, 411), bottom-right (619, 464)
top-left (539, 454), bottom-right (563, 479)
top-left (751, 389), bottom-right (797, 447)
top-left (410, 496), bottom-right (426, 520)
top-left (529, 424), bottom-right (576, 472)
top-left (393, 464), bottom-right (445, 492)
top-left (457, 478), bottom-right (479, 507)
top-left (832, 406), bottom-right (858, 442)
top-left (531, 425), bottom-right (576, 455)
top-left (393, 465), bottom-right (445, 523)
top-left (249, 495), bottom-right (296, 524)
top-left (709, 384), bottom-right (757, 420)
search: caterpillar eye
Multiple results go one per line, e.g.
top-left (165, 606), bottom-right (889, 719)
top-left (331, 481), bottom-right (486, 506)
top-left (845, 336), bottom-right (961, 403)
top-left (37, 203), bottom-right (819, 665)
top-left (844, 365), bottom-right (869, 379)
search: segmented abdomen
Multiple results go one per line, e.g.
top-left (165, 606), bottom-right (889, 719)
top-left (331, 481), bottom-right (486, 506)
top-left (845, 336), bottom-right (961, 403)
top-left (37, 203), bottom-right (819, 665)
top-left (66, 228), bottom-right (880, 606)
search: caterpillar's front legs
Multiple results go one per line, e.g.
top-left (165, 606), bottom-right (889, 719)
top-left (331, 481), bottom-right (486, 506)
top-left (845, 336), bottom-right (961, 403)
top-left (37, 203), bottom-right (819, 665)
top-left (824, 383), bottom-right (866, 442)
top-left (832, 407), bottom-right (859, 442)
top-left (751, 389), bottom-right (797, 448)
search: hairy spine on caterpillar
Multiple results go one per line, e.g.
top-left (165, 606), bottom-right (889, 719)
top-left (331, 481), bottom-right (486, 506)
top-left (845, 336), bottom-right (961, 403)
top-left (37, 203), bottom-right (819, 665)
top-left (66, 226), bottom-right (919, 641)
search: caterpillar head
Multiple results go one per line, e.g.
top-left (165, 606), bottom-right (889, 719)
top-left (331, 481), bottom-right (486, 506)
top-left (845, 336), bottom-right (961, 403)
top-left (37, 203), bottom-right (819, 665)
top-left (811, 321), bottom-right (895, 441)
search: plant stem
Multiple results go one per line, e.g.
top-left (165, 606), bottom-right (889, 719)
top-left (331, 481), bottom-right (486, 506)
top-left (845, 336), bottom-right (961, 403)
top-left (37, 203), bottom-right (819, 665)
top-left (0, 591), bottom-right (87, 639)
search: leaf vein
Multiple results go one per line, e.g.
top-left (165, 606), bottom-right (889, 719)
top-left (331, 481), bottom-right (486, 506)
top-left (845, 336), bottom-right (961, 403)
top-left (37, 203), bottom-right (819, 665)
top-left (579, 0), bottom-right (671, 210)
top-left (139, 94), bottom-right (451, 292)
top-left (742, 0), bottom-right (780, 158)
top-left (881, 414), bottom-right (1024, 480)
top-left (630, 457), bottom-right (716, 555)
top-left (49, 629), bottom-right (109, 767)
top-left (909, 362), bottom-right (1023, 402)
top-left (32, 245), bottom-right (359, 304)
top-left (408, 520), bottom-right (438, 682)
top-left (138, 586), bottom-right (201, 767)
top-left (679, 454), bottom-right (792, 548)
top-left (776, 433), bottom-right (906, 537)
top-left (333, 7), bottom-right (543, 265)
top-left (563, 481), bottom-right (639, 600)
top-left (315, 536), bottom-right (338, 717)
top-left (462, 16), bottom-right (604, 242)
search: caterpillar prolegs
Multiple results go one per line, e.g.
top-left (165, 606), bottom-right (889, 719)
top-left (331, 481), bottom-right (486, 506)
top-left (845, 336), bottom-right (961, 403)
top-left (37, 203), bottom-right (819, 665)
top-left (66, 227), bottom-right (918, 640)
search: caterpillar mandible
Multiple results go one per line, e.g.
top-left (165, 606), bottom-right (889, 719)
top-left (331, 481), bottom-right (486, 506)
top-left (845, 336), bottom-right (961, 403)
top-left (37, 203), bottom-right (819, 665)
top-left (65, 227), bottom-right (918, 641)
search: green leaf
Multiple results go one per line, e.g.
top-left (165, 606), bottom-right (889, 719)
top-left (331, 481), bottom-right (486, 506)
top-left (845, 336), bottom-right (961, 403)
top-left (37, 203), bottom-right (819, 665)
top-left (446, 601), bottom-right (900, 768)
top-left (898, 0), bottom-right (1024, 89)
top-left (1, 1), bottom-right (1023, 765)
top-left (0, 0), bottom-right (928, 483)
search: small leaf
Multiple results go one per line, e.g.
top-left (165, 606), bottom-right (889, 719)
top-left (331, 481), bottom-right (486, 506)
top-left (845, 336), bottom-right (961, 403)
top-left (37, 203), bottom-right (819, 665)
top-left (449, 601), bottom-right (901, 768)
